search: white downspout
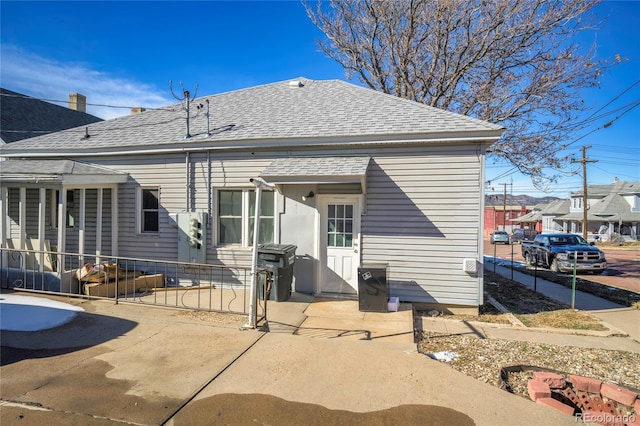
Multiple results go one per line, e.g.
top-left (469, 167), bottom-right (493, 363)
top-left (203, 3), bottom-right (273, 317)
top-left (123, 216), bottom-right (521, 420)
top-left (185, 152), bottom-right (190, 211)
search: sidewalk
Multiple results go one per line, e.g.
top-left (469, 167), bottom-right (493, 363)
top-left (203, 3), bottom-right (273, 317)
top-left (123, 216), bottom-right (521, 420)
top-left (488, 259), bottom-right (640, 343)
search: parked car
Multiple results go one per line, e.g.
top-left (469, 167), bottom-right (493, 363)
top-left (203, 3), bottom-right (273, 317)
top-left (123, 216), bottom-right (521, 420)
top-left (510, 229), bottom-right (537, 244)
top-left (490, 230), bottom-right (510, 244)
top-left (521, 233), bottom-right (606, 274)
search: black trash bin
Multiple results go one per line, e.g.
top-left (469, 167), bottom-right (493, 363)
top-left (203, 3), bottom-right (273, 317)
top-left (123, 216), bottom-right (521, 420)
top-left (357, 264), bottom-right (388, 312)
top-left (257, 243), bottom-right (297, 301)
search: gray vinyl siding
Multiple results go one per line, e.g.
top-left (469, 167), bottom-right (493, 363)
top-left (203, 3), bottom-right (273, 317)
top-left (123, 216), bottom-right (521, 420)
top-left (84, 153), bottom-right (273, 267)
top-left (26, 141), bottom-right (484, 306)
top-left (360, 146), bottom-right (483, 306)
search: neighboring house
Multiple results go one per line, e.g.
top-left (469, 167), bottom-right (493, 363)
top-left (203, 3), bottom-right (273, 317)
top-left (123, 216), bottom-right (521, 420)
top-left (511, 200), bottom-right (570, 234)
top-left (556, 180), bottom-right (640, 241)
top-left (483, 205), bottom-right (531, 238)
top-left (1, 88), bottom-right (102, 144)
top-left (0, 77), bottom-right (504, 313)
top-left (509, 202), bottom-right (545, 234)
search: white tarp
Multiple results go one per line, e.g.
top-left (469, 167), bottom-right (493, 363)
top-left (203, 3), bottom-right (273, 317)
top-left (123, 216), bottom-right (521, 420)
top-left (0, 294), bottom-right (84, 331)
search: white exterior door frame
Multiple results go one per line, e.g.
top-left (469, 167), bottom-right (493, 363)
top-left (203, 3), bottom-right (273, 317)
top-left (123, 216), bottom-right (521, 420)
top-left (315, 194), bottom-right (361, 295)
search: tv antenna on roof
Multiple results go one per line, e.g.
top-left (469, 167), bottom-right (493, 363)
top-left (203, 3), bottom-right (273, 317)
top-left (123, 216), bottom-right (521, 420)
top-left (170, 80), bottom-right (199, 139)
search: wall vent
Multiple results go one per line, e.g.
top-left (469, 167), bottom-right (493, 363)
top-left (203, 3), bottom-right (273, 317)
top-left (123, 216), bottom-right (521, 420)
top-left (462, 258), bottom-right (478, 274)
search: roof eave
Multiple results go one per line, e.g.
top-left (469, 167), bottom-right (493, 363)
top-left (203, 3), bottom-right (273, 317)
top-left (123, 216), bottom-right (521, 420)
top-left (0, 130), bottom-right (504, 158)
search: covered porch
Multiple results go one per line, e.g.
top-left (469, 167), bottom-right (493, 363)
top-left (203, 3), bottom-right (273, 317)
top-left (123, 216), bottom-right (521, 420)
top-left (0, 159), bottom-right (128, 274)
top-left (555, 193), bottom-right (640, 243)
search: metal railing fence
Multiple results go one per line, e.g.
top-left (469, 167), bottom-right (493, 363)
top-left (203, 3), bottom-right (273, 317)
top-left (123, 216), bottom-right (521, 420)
top-left (0, 247), bottom-right (268, 319)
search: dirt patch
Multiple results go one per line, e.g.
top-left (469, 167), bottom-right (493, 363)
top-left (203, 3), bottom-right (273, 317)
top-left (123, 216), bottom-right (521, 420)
top-left (516, 309), bottom-right (606, 330)
top-left (173, 310), bottom-right (247, 325)
top-left (418, 270), bottom-right (608, 331)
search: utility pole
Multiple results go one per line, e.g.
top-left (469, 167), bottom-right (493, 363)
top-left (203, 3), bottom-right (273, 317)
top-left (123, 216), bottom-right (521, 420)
top-left (571, 146), bottom-right (597, 239)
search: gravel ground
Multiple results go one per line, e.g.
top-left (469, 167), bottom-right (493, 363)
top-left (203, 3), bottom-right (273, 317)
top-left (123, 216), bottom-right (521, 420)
top-left (416, 268), bottom-right (640, 415)
top-left (418, 331), bottom-right (640, 392)
top-left (417, 331), bottom-right (640, 415)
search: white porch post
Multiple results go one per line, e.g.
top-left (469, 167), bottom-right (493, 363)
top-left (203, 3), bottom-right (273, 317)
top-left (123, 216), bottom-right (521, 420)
top-left (607, 220), bottom-right (614, 241)
top-left (111, 186), bottom-right (118, 257)
top-left (78, 188), bottom-right (86, 265)
top-left (38, 188), bottom-right (46, 272)
top-left (18, 188), bottom-right (27, 270)
top-left (0, 187), bottom-right (8, 266)
top-left (57, 188), bottom-right (67, 275)
top-left (96, 188), bottom-right (103, 263)
top-left (18, 188), bottom-right (26, 250)
top-left (244, 177), bottom-right (275, 330)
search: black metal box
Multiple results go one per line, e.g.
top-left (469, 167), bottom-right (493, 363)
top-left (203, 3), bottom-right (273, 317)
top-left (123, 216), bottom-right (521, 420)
top-left (357, 264), bottom-right (388, 312)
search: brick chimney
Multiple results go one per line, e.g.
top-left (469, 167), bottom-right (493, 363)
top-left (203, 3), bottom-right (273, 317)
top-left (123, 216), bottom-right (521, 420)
top-left (68, 93), bottom-right (87, 113)
top-left (131, 107), bottom-right (146, 115)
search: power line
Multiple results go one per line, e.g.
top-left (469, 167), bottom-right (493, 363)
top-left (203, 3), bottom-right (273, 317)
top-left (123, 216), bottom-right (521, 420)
top-left (486, 85), bottom-right (639, 184)
top-left (591, 164), bottom-right (640, 180)
top-left (582, 79), bottom-right (640, 122)
top-left (0, 92), bottom-right (176, 112)
top-left (1, 116), bottom-right (185, 136)
top-left (505, 79), bottom-right (640, 145)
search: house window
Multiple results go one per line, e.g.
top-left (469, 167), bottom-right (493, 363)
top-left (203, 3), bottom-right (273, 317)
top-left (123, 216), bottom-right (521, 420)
top-left (218, 189), bottom-right (274, 246)
top-left (51, 190), bottom-right (75, 228)
top-left (327, 204), bottom-right (353, 247)
top-left (140, 188), bottom-right (159, 233)
top-left (249, 190), bottom-right (274, 245)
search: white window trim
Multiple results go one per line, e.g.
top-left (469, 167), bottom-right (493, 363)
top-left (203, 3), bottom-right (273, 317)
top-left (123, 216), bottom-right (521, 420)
top-left (49, 189), bottom-right (75, 228)
top-left (216, 188), bottom-right (278, 247)
top-left (137, 187), bottom-right (160, 234)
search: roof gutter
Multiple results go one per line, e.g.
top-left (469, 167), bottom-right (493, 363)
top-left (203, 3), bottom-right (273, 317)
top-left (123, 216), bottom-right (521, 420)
top-left (0, 132), bottom-right (504, 158)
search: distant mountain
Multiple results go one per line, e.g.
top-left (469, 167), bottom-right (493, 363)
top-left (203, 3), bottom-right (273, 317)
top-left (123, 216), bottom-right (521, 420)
top-left (485, 194), bottom-right (561, 207)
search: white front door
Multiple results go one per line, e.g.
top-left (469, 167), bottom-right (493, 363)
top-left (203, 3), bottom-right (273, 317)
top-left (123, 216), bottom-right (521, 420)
top-left (319, 196), bottom-right (360, 294)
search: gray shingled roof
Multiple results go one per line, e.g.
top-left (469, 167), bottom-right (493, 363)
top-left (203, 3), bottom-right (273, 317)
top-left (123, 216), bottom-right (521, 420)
top-left (1, 88), bottom-right (102, 143)
top-left (0, 159), bottom-right (128, 183)
top-left (570, 181), bottom-right (640, 197)
top-left (512, 210), bottom-right (542, 222)
top-left (558, 193), bottom-right (640, 222)
top-left (261, 157), bottom-right (370, 180)
top-left (540, 199), bottom-right (570, 215)
top-left (589, 193), bottom-right (632, 215)
top-left (0, 78), bottom-right (503, 155)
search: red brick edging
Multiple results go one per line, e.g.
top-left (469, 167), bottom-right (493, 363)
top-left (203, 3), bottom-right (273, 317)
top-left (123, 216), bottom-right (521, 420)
top-left (526, 373), bottom-right (639, 426)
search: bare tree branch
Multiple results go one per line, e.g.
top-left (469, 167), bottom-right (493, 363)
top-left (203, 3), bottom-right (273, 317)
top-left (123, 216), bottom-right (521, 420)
top-left (304, 0), bottom-right (623, 187)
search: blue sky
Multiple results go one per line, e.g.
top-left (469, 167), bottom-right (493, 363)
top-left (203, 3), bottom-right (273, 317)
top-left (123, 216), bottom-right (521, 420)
top-left (1, 1), bottom-right (638, 198)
